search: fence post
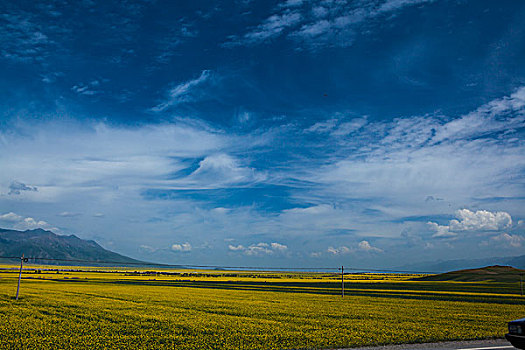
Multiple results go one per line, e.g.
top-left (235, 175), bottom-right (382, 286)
top-left (16, 254), bottom-right (25, 300)
top-left (341, 265), bottom-right (344, 298)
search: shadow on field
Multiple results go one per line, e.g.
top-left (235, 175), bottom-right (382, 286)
top-left (38, 278), bottom-right (525, 305)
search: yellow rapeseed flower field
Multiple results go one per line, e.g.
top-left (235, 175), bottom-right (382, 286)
top-left (0, 265), bottom-right (523, 349)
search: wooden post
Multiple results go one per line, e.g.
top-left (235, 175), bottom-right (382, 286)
top-left (16, 254), bottom-right (24, 300)
top-left (341, 265), bottom-right (344, 298)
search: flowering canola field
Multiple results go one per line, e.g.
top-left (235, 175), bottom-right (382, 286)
top-left (0, 267), bottom-right (523, 349)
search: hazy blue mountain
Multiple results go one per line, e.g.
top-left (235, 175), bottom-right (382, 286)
top-left (0, 228), bottom-right (143, 265)
top-left (399, 255), bottom-right (525, 273)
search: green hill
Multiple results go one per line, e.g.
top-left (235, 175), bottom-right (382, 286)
top-left (414, 265), bottom-right (525, 283)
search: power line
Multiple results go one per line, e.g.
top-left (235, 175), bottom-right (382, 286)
top-left (0, 255), bottom-right (437, 273)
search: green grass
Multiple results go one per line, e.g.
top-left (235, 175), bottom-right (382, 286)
top-left (0, 266), bottom-right (523, 349)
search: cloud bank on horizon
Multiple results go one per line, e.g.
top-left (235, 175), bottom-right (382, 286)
top-left (0, 0), bottom-right (524, 267)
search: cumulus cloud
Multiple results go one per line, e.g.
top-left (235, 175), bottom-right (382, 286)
top-left (171, 242), bottom-right (192, 252)
top-left (139, 244), bottom-right (156, 253)
top-left (8, 181), bottom-right (38, 195)
top-left (487, 233), bottom-right (524, 248)
top-left (0, 212), bottom-right (57, 231)
top-left (449, 209), bottom-right (512, 231)
top-left (428, 209), bottom-right (513, 238)
top-left (151, 70), bottom-right (212, 112)
top-left (427, 222), bottom-right (456, 238)
top-left (185, 153), bottom-right (266, 187)
top-left (357, 240), bottom-right (383, 253)
top-left (228, 242), bottom-right (288, 256)
top-left (0, 212), bottom-right (23, 222)
top-left (327, 241), bottom-right (383, 255)
top-left (327, 245), bottom-right (351, 255)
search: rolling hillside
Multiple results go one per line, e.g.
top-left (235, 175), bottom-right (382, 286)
top-left (0, 228), bottom-right (143, 265)
top-left (414, 265), bottom-right (525, 283)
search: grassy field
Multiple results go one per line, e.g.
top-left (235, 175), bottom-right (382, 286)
top-left (0, 265), bottom-right (523, 349)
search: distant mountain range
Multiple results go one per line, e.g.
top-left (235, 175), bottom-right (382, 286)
top-left (399, 254), bottom-right (525, 273)
top-left (0, 228), bottom-right (143, 265)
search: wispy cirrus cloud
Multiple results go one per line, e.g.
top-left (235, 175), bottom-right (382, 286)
top-left (0, 11), bottom-right (60, 63)
top-left (303, 86), bottom-right (525, 214)
top-left (71, 80), bottom-right (103, 96)
top-left (1, 82), bottom-right (524, 266)
top-left (224, 10), bottom-right (302, 46)
top-left (151, 70), bottom-right (213, 112)
top-left (431, 86), bottom-right (525, 144)
top-left (224, 0), bottom-right (436, 49)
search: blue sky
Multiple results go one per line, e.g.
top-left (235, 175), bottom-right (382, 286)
top-left (1, 0), bottom-right (525, 268)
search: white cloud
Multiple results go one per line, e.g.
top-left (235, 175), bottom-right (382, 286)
top-left (151, 70), bottom-right (212, 112)
top-left (283, 204), bottom-right (332, 215)
top-left (327, 246), bottom-right (351, 255)
top-left (428, 209), bottom-right (512, 239)
top-left (225, 11), bottom-right (302, 46)
top-left (376, 0), bottom-right (435, 14)
top-left (228, 242), bottom-right (288, 256)
top-left (357, 240), bottom-right (383, 253)
top-left (279, 0), bottom-right (304, 8)
top-left (0, 212), bottom-right (57, 231)
top-left (0, 212), bottom-right (23, 222)
top-left (330, 118), bottom-right (368, 136)
top-left (449, 209), bottom-right (512, 231)
top-left (327, 241), bottom-right (383, 255)
top-left (139, 244), bottom-right (156, 253)
top-left (431, 86), bottom-right (525, 144)
top-left (244, 11), bottom-right (302, 43)
top-left (270, 242), bottom-right (288, 252)
top-left (227, 0), bottom-right (436, 49)
top-left (488, 233), bottom-right (523, 248)
top-left (306, 117), bottom-right (367, 136)
top-left (71, 80), bottom-right (102, 96)
top-left (182, 153), bottom-right (266, 188)
top-left (427, 222), bottom-right (456, 238)
top-left (58, 211), bottom-right (81, 217)
top-left (0, 120), bottom-right (238, 202)
top-left (171, 242), bottom-right (192, 252)
top-left (305, 87), bottom-right (525, 225)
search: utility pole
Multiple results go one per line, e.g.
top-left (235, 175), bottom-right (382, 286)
top-left (16, 254), bottom-right (28, 300)
top-left (520, 274), bottom-right (523, 296)
top-left (341, 265), bottom-right (344, 298)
